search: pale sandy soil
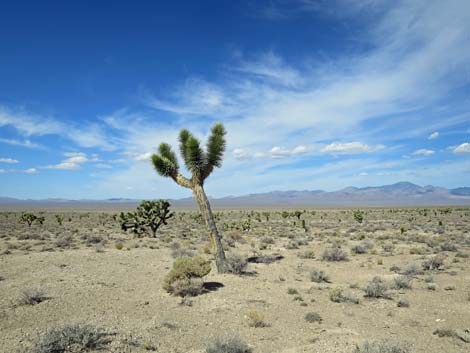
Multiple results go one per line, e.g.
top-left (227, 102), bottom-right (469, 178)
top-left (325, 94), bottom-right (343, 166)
top-left (0, 208), bottom-right (469, 353)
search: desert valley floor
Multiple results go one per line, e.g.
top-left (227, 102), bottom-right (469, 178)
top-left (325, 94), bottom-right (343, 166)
top-left (0, 207), bottom-right (469, 353)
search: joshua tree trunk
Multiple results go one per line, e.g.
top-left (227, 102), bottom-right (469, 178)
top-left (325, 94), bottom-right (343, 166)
top-left (192, 183), bottom-right (227, 272)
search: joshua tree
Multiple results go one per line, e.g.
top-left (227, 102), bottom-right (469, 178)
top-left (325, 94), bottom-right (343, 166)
top-left (119, 199), bottom-right (173, 237)
top-left (151, 123), bottom-right (228, 272)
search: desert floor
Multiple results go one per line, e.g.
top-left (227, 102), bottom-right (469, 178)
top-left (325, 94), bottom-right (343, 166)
top-left (0, 207), bottom-right (469, 353)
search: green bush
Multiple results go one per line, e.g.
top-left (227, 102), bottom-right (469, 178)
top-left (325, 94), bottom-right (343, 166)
top-left (163, 256), bottom-right (211, 296)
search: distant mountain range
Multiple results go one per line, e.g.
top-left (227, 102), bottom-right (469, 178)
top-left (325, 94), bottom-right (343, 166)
top-left (2, 182), bottom-right (470, 208)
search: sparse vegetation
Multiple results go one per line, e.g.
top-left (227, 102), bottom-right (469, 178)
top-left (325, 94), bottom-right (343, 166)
top-left (310, 268), bottom-right (330, 283)
top-left (364, 277), bottom-right (391, 299)
top-left (25, 323), bottom-right (111, 353)
top-left (206, 335), bottom-right (252, 353)
top-left (17, 288), bottom-right (49, 306)
top-left (353, 340), bottom-right (411, 353)
top-left (304, 311), bottom-right (322, 323)
top-left (163, 256), bottom-right (211, 296)
top-left (322, 247), bottom-right (348, 261)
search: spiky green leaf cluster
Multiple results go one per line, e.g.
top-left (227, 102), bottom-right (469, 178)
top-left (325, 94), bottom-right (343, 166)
top-left (151, 123), bottom-right (226, 184)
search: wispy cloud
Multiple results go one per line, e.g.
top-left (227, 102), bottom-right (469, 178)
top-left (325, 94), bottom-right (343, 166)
top-left (0, 106), bottom-right (117, 151)
top-left (0, 137), bottom-right (43, 149)
top-left (0, 158), bottom-right (19, 164)
top-left (428, 131), bottom-right (439, 140)
top-left (412, 149), bottom-right (435, 156)
top-left (321, 142), bottom-right (384, 155)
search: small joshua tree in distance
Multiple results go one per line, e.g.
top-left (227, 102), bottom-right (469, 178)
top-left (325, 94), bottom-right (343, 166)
top-left (19, 212), bottom-right (44, 227)
top-left (119, 199), bottom-right (173, 237)
top-left (151, 123), bottom-right (228, 272)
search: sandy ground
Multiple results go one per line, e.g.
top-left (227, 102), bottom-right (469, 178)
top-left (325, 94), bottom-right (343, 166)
top-left (0, 208), bottom-right (469, 353)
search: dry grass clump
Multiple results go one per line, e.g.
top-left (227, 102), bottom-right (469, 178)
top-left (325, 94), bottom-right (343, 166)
top-left (329, 287), bottom-right (360, 304)
top-left (322, 247), bottom-right (349, 261)
top-left (392, 275), bottom-right (412, 290)
top-left (422, 255), bottom-right (445, 271)
top-left (304, 311), bottom-right (322, 323)
top-left (364, 277), bottom-right (391, 299)
top-left (245, 310), bottom-right (267, 327)
top-left (17, 288), bottom-right (49, 306)
top-left (353, 339), bottom-right (411, 353)
top-left (205, 335), bottom-right (252, 353)
top-left (26, 323), bottom-right (111, 353)
top-left (225, 253), bottom-right (248, 275)
top-left (309, 268), bottom-right (330, 283)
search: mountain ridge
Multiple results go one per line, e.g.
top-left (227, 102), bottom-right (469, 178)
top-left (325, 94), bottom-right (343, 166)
top-left (2, 182), bottom-right (470, 207)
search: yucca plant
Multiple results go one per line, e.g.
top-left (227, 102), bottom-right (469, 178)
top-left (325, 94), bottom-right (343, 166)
top-left (151, 123), bottom-right (228, 272)
top-left (119, 199), bottom-right (173, 237)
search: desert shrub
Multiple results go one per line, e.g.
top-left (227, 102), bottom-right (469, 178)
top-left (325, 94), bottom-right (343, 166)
top-left (115, 242), bottom-right (124, 250)
top-left (433, 328), bottom-right (458, 338)
top-left (168, 278), bottom-right (205, 297)
top-left (392, 276), bottom-right (412, 290)
top-left (351, 244), bottom-right (368, 254)
top-left (440, 242), bottom-right (457, 252)
top-left (364, 277), bottom-right (390, 299)
top-left (26, 323), bottom-right (111, 353)
top-left (402, 263), bottom-right (422, 276)
top-left (163, 256), bottom-right (211, 296)
top-left (55, 235), bottom-right (74, 248)
top-left (245, 310), bottom-right (267, 327)
top-left (287, 288), bottom-right (299, 295)
top-left (455, 251), bottom-right (469, 258)
top-left (297, 249), bottom-right (315, 259)
top-left (427, 283), bottom-right (437, 291)
top-left (397, 299), bottom-right (410, 307)
top-left (17, 288), bottom-right (49, 306)
top-left (354, 339), bottom-right (411, 353)
top-left (304, 312), bottom-right (322, 323)
top-left (206, 335), bottom-right (252, 353)
top-left (225, 254), bottom-right (248, 275)
top-left (329, 287), bottom-right (359, 304)
top-left (309, 269), bottom-right (330, 283)
top-left (260, 236), bottom-right (275, 244)
top-left (322, 247), bottom-right (348, 261)
top-left (422, 255), bottom-right (444, 271)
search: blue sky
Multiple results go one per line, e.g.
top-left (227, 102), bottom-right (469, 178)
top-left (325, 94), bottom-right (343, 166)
top-left (0, 0), bottom-right (469, 199)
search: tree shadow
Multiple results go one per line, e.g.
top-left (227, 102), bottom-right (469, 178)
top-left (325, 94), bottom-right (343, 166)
top-left (247, 254), bottom-right (284, 264)
top-left (203, 281), bottom-right (224, 292)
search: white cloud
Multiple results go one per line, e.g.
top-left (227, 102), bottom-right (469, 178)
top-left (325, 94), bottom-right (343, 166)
top-left (24, 168), bottom-right (37, 174)
top-left (321, 142), bottom-right (384, 155)
top-left (0, 106), bottom-right (116, 150)
top-left (413, 149), bottom-right (435, 156)
top-left (134, 152), bottom-right (153, 161)
top-left (233, 145), bottom-right (311, 160)
top-left (232, 51), bottom-right (304, 87)
top-left (233, 148), bottom-right (251, 160)
top-left (0, 158), bottom-right (19, 164)
top-left (453, 142), bottom-right (470, 154)
top-left (0, 138), bottom-right (43, 149)
top-left (428, 131), bottom-right (439, 139)
top-left (45, 152), bottom-right (95, 170)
